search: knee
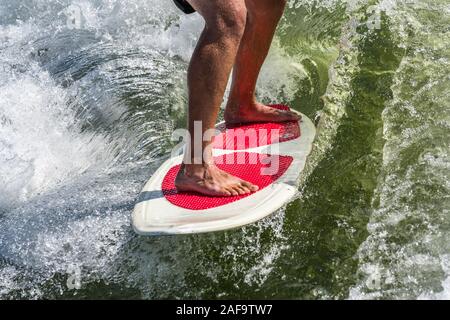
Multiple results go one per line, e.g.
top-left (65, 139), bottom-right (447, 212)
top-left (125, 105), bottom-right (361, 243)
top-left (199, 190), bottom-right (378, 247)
top-left (248, 0), bottom-right (286, 17)
top-left (270, 0), bottom-right (287, 9)
top-left (270, 0), bottom-right (287, 16)
top-left (274, 0), bottom-right (287, 8)
top-left (206, 6), bottom-right (247, 40)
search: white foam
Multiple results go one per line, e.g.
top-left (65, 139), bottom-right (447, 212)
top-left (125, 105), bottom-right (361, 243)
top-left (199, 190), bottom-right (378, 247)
top-left (0, 68), bottom-right (111, 207)
top-left (0, 0), bottom-right (347, 299)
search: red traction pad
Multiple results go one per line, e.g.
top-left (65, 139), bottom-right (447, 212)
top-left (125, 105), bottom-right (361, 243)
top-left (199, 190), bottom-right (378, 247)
top-left (162, 152), bottom-right (293, 210)
top-left (213, 105), bottom-right (300, 150)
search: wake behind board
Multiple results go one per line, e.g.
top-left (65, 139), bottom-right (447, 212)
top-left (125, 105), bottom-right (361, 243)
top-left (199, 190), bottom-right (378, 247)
top-left (132, 105), bottom-right (316, 235)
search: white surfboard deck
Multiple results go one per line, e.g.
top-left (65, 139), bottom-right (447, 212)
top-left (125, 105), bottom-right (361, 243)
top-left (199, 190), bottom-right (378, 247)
top-left (132, 110), bottom-right (315, 235)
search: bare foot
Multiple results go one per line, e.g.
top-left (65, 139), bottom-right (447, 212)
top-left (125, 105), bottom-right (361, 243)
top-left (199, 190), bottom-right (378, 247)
top-left (224, 102), bottom-right (300, 124)
top-left (175, 163), bottom-right (259, 197)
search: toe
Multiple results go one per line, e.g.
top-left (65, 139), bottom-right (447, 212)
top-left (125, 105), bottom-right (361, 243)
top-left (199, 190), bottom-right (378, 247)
top-left (284, 110), bottom-right (300, 121)
top-left (237, 183), bottom-right (251, 194)
top-left (235, 185), bottom-right (248, 195)
top-left (291, 111), bottom-right (301, 121)
top-left (241, 180), bottom-right (259, 192)
top-left (225, 187), bottom-right (239, 197)
top-left (214, 186), bottom-right (231, 196)
top-left (221, 189), bottom-right (232, 196)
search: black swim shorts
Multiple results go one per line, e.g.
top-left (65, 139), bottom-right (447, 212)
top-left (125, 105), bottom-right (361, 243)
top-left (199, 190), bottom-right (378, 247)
top-left (173, 0), bottom-right (196, 14)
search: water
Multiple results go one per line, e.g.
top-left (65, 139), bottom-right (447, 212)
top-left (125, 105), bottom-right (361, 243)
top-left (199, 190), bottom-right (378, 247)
top-left (0, 0), bottom-right (448, 299)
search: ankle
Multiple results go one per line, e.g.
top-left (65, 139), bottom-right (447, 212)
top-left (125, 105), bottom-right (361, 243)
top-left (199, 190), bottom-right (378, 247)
top-left (225, 101), bottom-right (263, 119)
top-left (226, 94), bottom-right (256, 110)
top-left (181, 162), bottom-right (214, 177)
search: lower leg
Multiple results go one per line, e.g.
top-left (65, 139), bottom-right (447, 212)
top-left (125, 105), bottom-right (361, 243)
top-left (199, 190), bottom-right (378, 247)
top-left (224, 0), bottom-right (299, 123)
top-left (175, 0), bottom-right (258, 196)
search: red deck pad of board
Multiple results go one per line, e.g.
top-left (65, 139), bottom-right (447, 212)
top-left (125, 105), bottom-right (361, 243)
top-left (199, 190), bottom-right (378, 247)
top-left (213, 105), bottom-right (300, 150)
top-left (162, 152), bottom-right (293, 210)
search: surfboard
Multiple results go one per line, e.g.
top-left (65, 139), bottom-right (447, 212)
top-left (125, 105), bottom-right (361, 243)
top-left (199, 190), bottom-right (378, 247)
top-left (132, 105), bottom-right (316, 235)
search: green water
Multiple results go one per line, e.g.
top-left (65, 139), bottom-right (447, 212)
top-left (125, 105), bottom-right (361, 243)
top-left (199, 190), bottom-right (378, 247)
top-left (0, 0), bottom-right (449, 299)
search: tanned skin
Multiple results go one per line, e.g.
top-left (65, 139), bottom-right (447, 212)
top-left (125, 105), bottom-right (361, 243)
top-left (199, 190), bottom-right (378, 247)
top-left (175, 0), bottom-right (299, 197)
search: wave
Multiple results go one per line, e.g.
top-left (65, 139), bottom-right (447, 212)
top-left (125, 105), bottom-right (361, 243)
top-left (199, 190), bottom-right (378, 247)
top-left (0, 0), bottom-right (448, 299)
